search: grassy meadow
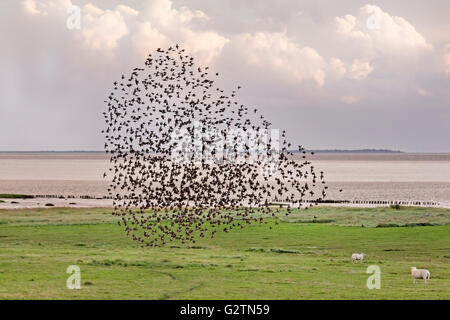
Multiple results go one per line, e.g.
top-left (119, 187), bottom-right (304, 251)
top-left (0, 206), bottom-right (449, 299)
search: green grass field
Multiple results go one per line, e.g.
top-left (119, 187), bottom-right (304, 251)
top-left (0, 194), bottom-right (34, 199)
top-left (0, 206), bottom-right (449, 299)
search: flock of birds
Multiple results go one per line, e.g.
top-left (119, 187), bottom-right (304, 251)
top-left (103, 45), bottom-right (328, 247)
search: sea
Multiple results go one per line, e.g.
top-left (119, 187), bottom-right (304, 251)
top-left (0, 152), bottom-right (449, 207)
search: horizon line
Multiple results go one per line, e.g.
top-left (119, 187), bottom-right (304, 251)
top-left (0, 149), bottom-right (449, 153)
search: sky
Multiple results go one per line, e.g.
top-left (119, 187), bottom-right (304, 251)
top-left (1, 0), bottom-right (449, 152)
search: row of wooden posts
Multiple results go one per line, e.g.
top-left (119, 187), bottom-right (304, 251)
top-left (30, 194), bottom-right (440, 207)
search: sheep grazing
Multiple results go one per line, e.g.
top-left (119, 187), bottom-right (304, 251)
top-left (351, 253), bottom-right (366, 263)
top-left (411, 267), bottom-right (430, 284)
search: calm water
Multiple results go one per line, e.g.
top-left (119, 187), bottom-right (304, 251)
top-left (0, 152), bottom-right (449, 206)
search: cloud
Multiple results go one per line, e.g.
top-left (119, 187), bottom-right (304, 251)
top-left (22, 0), bottom-right (72, 16)
top-left (21, 1), bottom-right (132, 52)
top-left (234, 31), bottom-right (326, 86)
top-left (340, 95), bottom-right (358, 104)
top-left (21, 0), bottom-right (228, 64)
top-left (8, 0), bottom-right (450, 152)
top-left (417, 89), bottom-right (432, 97)
top-left (348, 59), bottom-right (373, 79)
top-left (132, 0), bottom-right (228, 65)
top-left (328, 57), bottom-right (347, 79)
top-left (116, 4), bottom-right (139, 17)
top-left (335, 4), bottom-right (432, 56)
top-left (335, 14), bottom-right (369, 41)
top-left (182, 30), bottom-right (229, 66)
top-left (444, 44), bottom-right (450, 74)
top-left (80, 4), bottom-right (134, 51)
top-left (132, 21), bottom-right (169, 57)
top-left (22, 0), bottom-right (51, 16)
top-left (230, 4), bottom-right (431, 87)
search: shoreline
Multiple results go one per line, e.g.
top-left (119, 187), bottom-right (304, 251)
top-left (0, 197), bottom-right (447, 209)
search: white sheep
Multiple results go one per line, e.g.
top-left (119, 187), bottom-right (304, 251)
top-left (351, 253), bottom-right (366, 263)
top-left (411, 267), bottom-right (430, 284)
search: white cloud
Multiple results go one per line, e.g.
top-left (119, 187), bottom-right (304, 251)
top-left (178, 6), bottom-right (209, 24)
top-left (328, 57), bottom-right (347, 79)
top-left (21, 0), bottom-right (227, 63)
top-left (132, 21), bottom-right (169, 57)
top-left (22, 0), bottom-right (72, 16)
top-left (80, 4), bottom-right (133, 51)
top-left (22, 1), bottom-right (131, 52)
top-left (22, 0), bottom-right (48, 16)
top-left (234, 31), bottom-right (326, 86)
top-left (348, 59), bottom-right (373, 80)
top-left (335, 14), bottom-right (369, 41)
top-left (182, 30), bottom-right (229, 66)
top-left (116, 4), bottom-right (139, 17)
top-left (133, 0), bottom-right (228, 65)
top-left (335, 5), bottom-right (432, 56)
